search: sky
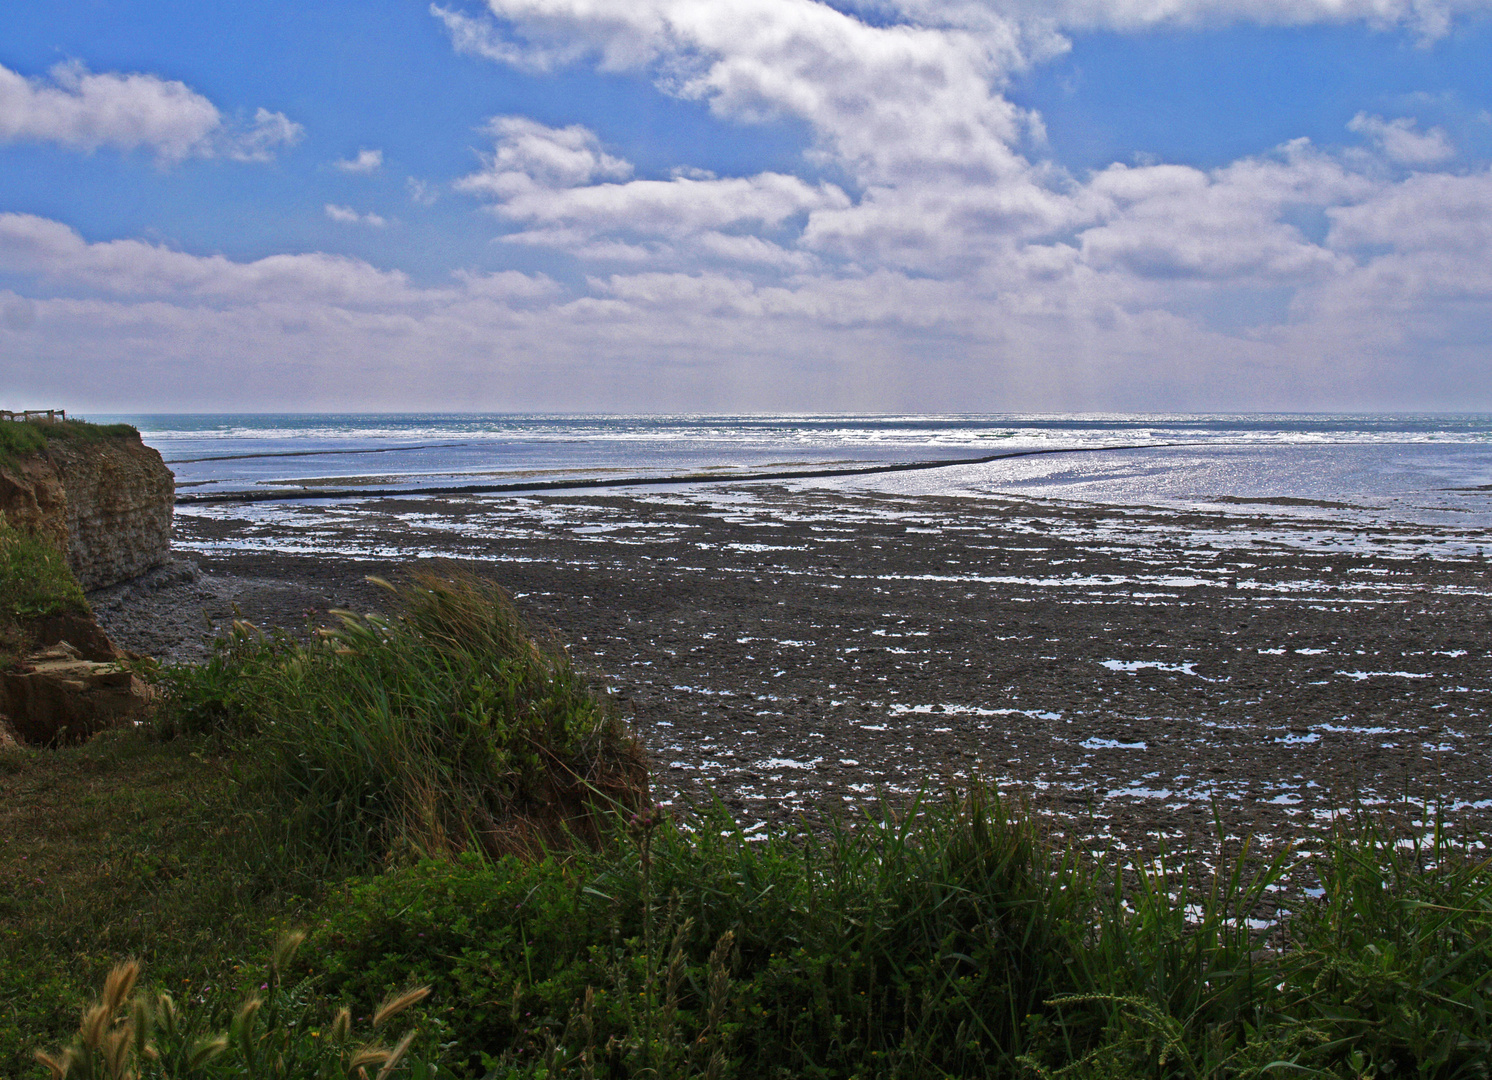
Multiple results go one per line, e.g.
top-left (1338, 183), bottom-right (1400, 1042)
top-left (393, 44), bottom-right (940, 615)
top-left (1, 0), bottom-right (1490, 413)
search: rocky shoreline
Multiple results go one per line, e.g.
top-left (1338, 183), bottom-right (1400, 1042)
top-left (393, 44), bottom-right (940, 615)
top-left (92, 484), bottom-right (1492, 866)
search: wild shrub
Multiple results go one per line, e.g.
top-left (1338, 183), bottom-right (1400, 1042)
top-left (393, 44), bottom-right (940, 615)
top-left (153, 569), bottom-right (648, 868)
top-left (310, 790), bottom-right (1101, 1077)
top-left (1275, 813), bottom-right (1492, 1076)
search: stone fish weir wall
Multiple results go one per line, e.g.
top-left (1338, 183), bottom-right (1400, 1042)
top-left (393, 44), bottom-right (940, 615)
top-left (0, 431), bottom-right (174, 590)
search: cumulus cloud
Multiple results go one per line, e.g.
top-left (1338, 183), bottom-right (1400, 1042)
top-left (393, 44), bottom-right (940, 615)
top-left (1347, 112), bottom-right (1456, 164)
top-left (456, 116), bottom-right (632, 197)
top-left (876, 0), bottom-right (1492, 39)
top-left (0, 61), bottom-right (301, 163)
top-left (455, 117), bottom-right (848, 265)
top-left (0, 213), bottom-right (413, 303)
top-left (442, 0), bottom-right (1035, 185)
top-left (334, 148), bottom-right (384, 172)
top-left (325, 204), bottom-right (389, 227)
top-left (7, 0), bottom-right (1492, 411)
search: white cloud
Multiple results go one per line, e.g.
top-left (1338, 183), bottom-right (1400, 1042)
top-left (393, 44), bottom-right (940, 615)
top-left (444, 0), bottom-right (1035, 186)
top-left (8, 1), bottom-right (1492, 411)
top-left (456, 117), bottom-right (848, 263)
top-left (226, 107), bottom-right (304, 162)
top-left (325, 205), bottom-right (390, 227)
top-left (456, 116), bottom-right (632, 197)
top-left (1326, 169), bottom-right (1492, 253)
top-left (881, 0), bottom-right (1492, 39)
top-left (1347, 112), bottom-right (1455, 164)
top-left (0, 61), bottom-right (301, 163)
top-left (334, 148), bottom-right (384, 172)
top-left (1075, 144), bottom-right (1368, 283)
top-left (0, 213), bottom-right (413, 303)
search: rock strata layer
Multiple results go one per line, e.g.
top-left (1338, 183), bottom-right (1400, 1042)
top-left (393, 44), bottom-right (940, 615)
top-left (0, 431), bottom-right (174, 590)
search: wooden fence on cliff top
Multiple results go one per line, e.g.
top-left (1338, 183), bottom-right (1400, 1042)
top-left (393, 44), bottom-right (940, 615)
top-left (0, 410), bottom-right (67, 423)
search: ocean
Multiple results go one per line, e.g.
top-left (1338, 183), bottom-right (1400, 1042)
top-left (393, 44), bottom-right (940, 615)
top-left (92, 412), bottom-right (1492, 529)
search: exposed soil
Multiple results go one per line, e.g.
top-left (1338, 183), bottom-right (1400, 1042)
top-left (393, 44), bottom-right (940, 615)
top-left (91, 484), bottom-right (1492, 873)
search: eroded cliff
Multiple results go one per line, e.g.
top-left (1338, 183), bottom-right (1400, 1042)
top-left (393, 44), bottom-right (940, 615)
top-left (0, 423), bottom-right (174, 590)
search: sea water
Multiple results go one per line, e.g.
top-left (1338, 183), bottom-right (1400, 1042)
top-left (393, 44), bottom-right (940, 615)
top-left (87, 412), bottom-right (1492, 529)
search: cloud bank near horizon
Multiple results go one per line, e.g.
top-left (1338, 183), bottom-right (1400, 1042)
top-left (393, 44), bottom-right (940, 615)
top-left (2, 0), bottom-right (1491, 412)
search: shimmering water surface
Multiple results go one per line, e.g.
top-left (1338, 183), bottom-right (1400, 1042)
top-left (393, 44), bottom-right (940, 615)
top-left (89, 413), bottom-right (1492, 527)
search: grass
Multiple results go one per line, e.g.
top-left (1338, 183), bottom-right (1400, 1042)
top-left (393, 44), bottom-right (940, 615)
top-left (0, 730), bottom-right (310, 1073)
top-left (6, 565), bottom-right (1492, 1078)
top-left (154, 569), bottom-right (649, 868)
top-left (1, 508), bottom-right (89, 666)
top-left (0, 417), bottom-right (140, 476)
top-left (301, 795), bottom-right (1492, 1079)
top-left (0, 415), bottom-right (135, 662)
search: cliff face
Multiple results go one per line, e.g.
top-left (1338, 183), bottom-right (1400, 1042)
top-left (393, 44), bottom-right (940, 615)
top-left (0, 455), bottom-right (68, 556)
top-left (0, 431), bottom-right (174, 591)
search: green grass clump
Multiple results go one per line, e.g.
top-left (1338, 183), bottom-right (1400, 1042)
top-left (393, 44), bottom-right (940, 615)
top-left (155, 569), bottom-right (649, 870)
top-left (0, 730), bottom-right (314, 1074)
top-left (25, 419), bottom-right (141, 444)
top-left (0, 417), bottom-right (140, 475)
top-left (311, 790), bottom-right (1095, 1077)
top-left (0, 420), bottom-right (50, 460)
top-left (1, 508), bottom-right (87, 665)
top-left (0, 510), bottom-right (85, 622)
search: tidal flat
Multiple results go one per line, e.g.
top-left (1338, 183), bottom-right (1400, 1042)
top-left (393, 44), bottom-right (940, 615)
top-left (94, 484), bottom-right (1492, 867)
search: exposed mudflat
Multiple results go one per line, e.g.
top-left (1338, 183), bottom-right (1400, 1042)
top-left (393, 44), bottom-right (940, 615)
top-left (93, 485), bottom-right (1492, 874)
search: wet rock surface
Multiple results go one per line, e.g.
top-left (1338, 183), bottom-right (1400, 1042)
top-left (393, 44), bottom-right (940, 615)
top-left (101, 486), bottom-right (1492, 860)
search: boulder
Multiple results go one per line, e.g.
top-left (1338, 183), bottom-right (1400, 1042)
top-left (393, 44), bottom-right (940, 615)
top-left (0, 642), bottom-right (153, 746)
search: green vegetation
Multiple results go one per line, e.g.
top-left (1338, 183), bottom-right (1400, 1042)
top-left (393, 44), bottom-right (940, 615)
top-left (0, 420), bottom-right (49, 461)
top-left (155, 570), bottom-right (649, 868)
top-left (0, 416), bottom-right (140, 475)
top-left (33, 943), bottom-right (442, 1080)
top-left (5, 566), bottom-right (1492, 1078)
top-left (1, 508), bottom-right (88, 664)
top-left (306, 800), bottom-right (1492, 1079)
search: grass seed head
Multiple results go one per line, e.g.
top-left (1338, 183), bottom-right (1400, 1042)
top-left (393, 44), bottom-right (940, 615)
top-left (373, 985), bottom-right (432, 1028)
top-left (272, 929), bottom-right (307, 975)
top-left (348, 1045), bottom-right (392, 1070)
top-left (187, 1035), bottom-right (229, 1069)
top-left (375, 1030), bottom-right (417, 1080)
top-left (101, 960), bottom-right (141, 1016)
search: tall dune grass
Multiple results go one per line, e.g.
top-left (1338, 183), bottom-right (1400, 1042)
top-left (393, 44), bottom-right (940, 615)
top-left (155, 569), bottom-right (648, 868)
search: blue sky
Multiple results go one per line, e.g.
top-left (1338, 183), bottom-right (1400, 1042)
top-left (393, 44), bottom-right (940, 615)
top-left (2, 0), bottom-right (1490, 411)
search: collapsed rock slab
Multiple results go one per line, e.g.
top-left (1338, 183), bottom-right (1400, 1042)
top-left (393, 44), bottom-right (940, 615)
top-left (27, 610), bottom-right (125, 663)
top-left (0, 642), bottom-right (152, 746)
